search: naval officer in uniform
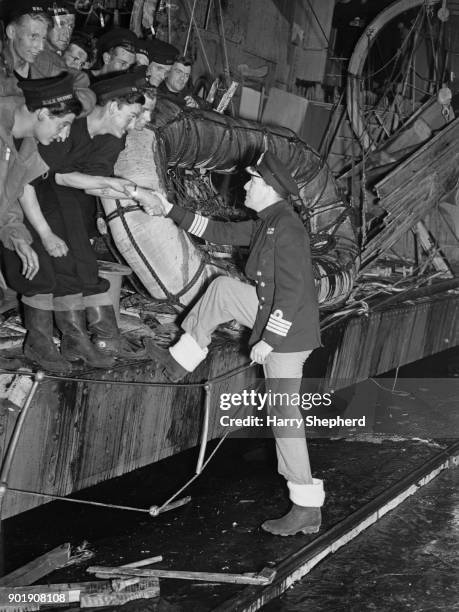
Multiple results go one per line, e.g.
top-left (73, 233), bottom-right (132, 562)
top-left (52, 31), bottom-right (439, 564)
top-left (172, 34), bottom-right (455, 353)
top-left (131, 151), bottom-right (325, 536)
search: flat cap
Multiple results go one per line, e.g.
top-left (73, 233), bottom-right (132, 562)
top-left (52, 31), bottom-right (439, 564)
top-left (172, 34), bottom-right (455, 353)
top-left (91, 70), bottom-right (144, 104)
top-left (97, 28), bottom-right (138, 56)
top-left (247, 151), bottom-right (299, 197)
top-left (18, 72), bottom-right (76, 110)
top-left (1, 0), bottom-right (49, 24)
top-left (144, 38), bottom-right (179, 65)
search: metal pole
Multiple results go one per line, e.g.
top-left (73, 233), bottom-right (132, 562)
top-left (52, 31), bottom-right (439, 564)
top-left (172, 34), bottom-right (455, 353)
top-left (204, 0), bottom-right (213, 30)
top-left (184, 0), bottom-right (198, 55)
top-left (182, 0), bottom-right (213, 74)
top-left (196, 383), bottom-right (211, 474)
top-left (0, 371), bottom-right (44, 514)
top-left (0, 371), bottom-right (44, 575)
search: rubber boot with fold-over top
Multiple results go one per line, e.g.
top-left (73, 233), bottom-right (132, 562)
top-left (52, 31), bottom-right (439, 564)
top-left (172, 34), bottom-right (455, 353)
top-left (55, 309), bottom-right (115, 369)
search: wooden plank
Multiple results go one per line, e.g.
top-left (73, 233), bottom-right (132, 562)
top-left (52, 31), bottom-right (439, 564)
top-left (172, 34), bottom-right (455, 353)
top-left (87, 565), bottom-right (276, 586)
top-left (416, 221), bottom-right (453, 275)
top-left (375, 117), bottom-right (459, 200)
top-left (0, 544), bottom-right (70, 587)
top-left (93, 555), bottom-right (163, 580)
top-left (362, 117), bottom-right (459, 265)
top-left (80, 582), bottom-right (160, 608)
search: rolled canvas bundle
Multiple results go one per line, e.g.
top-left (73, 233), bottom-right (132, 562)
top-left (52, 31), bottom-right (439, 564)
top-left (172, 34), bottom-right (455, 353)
top-left (100, 101), bottom-right (359, 310)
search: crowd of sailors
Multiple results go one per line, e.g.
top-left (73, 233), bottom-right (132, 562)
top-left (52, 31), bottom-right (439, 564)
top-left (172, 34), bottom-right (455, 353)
top-left (0, 0), bottom-right (205, 373)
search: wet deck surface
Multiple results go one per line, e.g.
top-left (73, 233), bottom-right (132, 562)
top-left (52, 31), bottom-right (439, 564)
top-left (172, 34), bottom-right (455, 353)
top-left (2, 349), bottom-right (459, 611)
top-left (264, 468), bottom-right (459, 612)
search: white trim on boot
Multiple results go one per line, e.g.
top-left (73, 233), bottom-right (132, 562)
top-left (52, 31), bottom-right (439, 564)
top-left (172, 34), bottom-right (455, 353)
top-left (287, 478), bottom-right (325, 507)
top-left (169, 333), bottom-right (208, 372)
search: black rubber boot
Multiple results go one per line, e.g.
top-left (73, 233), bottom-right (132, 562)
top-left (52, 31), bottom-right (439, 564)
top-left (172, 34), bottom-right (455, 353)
top-left (85, 305), bottom-right (146, 359)
top-left (55, 309), bottom-right (116, 369)
top-left (144, 338), bottom-right (189, 382)
top-left (23, 305), bottom-right (72, 374)
top-left (261, 504), bottom-right (322, 536)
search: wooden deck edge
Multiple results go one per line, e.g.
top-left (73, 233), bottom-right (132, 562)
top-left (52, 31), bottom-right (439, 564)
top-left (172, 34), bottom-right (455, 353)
top-left (213, 441), bottom-right (459, 612)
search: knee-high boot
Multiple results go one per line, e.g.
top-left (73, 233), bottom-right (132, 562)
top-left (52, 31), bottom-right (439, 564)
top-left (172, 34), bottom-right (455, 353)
top-left (54, 309), bottom-right (116, 368)
top-left (85, 304), bottom-right (146, 358)
top-left (23, 304), bottom-right (71, 373)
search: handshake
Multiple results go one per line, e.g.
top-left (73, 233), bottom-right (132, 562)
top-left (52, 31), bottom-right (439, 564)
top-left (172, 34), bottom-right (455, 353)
top-left (86, 178), bottom-right (172, 217)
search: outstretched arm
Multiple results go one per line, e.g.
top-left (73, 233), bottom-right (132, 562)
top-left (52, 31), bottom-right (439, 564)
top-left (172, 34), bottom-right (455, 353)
top-left (122, 185), bottom-right (255, 246)
top-left (56, 172), bottom-right (134, 194)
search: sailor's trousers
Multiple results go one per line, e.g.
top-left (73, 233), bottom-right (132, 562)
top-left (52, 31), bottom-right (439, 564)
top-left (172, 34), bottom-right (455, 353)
top-left (182, 276), bottom-right (313, 487)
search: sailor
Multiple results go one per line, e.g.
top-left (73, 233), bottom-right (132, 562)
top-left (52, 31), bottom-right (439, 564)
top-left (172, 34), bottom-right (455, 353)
top-left (0, 0), bottom-right (51, 94)
top-left (2, 71), bottom-right (146, 371)
top-left (89, 28), bottom-right (138, 80)
top-left (143, 38), bottom-right (178, 87)
top-left (157, 54), bottom-right (208, 109)
top-left (135, 151), bottom-right (325, 536)
top-left (0, 73), bottom-right (81, 367)
top-left (63, 32), bottom-right (93, 71)
top-left (44, 1), bottom-right (75, 55)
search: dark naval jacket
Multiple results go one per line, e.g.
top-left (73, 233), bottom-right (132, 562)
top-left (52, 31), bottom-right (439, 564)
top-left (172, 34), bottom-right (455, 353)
top-left (167, 199), bottom-right (321, 352)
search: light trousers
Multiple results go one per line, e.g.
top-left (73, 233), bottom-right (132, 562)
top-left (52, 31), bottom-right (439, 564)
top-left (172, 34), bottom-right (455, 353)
top-left (182, 276), bottom-right (313, 485)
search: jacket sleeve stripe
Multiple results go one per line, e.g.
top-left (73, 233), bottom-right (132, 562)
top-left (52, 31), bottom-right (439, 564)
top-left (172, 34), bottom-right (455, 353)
top-left (267, 315), bottom-right (291, 330)
top-left (266, 318), bottom-right (290, 331)
top-left (189, 214), bottom-right (208, 237)
top-left (265, 323), bottom-right (289, 336)
top-left (266, 321), bottom-right (290, 334)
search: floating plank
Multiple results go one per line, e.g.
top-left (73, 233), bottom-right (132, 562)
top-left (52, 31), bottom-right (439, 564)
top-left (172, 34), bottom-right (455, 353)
top-left (80, 581), bottom-right (160, 608)
top-left (94, 555), bottom-right (163, 580)
top-left (0, 544), bottom-right (70, 587)
top-left (87, 565), bottom-right (276, 586)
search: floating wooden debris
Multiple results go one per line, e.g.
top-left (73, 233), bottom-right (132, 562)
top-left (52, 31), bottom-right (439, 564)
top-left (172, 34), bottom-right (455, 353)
top-left (93, 555), bottom-right (163, 580)
top-left (87, 565), bottom-right (276, 585)
top-left (80, 579), bottom-right (160, 608)
top-left (0, 543), bottom-right (70, 587)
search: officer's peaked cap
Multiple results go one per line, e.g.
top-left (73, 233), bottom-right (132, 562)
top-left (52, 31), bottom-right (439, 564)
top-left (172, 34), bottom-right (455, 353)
top-left (247, 150), bottom-right (299, 197)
